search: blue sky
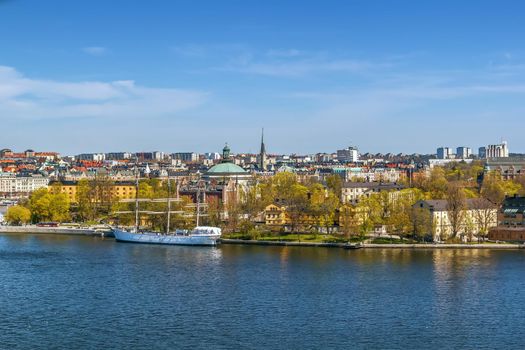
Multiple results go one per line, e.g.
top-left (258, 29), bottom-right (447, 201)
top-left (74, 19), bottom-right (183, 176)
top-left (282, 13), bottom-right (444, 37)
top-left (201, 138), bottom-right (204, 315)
top-left (1, 0), bottom-right (525, 155)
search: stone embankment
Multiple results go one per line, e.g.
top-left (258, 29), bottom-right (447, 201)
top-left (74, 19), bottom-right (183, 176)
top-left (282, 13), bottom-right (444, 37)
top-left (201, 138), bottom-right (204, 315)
top-left (0, 226), bottom-right (101, 236)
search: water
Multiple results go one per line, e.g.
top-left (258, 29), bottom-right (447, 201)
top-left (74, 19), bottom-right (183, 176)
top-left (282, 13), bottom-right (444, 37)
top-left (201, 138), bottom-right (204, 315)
top-left (1, 234), bottom-right (525, 349)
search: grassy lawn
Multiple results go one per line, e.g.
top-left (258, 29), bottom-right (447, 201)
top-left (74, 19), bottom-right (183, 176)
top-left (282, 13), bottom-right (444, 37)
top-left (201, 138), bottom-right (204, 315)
top-left (370, 237), bottom-right (417, 244)
top-left (223, 232), bottom-right (366, 244)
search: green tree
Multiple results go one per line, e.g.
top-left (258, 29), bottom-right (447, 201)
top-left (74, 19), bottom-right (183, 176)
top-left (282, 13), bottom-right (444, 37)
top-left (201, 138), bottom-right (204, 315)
top-left (325, 174), bottom-right (343, 203)
top-left (481, 174), bottom-right (522, 204)
top-left (446, 182), bottom-right (467, 240)
top-left (339, 205), bottom-right (361, 238)
top-left (76, 179), bottom-right (94, 221)
top-left (5, 205), bottom-right (31, 225)
top-left (29, 188), bottom-right (70, 223)
top-left (410, 206), bottom-right (432, 242)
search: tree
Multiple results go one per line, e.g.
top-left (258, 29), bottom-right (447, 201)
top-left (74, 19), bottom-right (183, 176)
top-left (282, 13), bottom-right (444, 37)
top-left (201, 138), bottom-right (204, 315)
top-left (446, 182), bottom-right (467, 239)
top-left (29, 188), bottom-right (70, 223)
top-left (325, 174), bottom-right (343, 203)
top-left (76, 179), bottom-right (94, 221)
top-left (481, 174), bottom-right (522, 205)
top-left (339, 205), bottom-right (361, 238)
top-left (5, 205), bottom-right (31, 225)
top-left (286, 183), bottom-right (309, 233)
top-left (410, 207), bottom-right (432, 242)
top-left (49, 193), bottom-right (70, 222)
top-left (471, 197), bottom-right (497, 242)
top-left (414, 167), bottom-right (448, 199)
top-left (240, 177), bottom-right (268, 222)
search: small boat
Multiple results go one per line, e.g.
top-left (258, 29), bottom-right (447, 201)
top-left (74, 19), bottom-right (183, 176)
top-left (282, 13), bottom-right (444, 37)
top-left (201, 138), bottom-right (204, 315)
top-left (344, 243), bottom-right (363, 250)
top-left (113, 226), bottom-right (221, 246)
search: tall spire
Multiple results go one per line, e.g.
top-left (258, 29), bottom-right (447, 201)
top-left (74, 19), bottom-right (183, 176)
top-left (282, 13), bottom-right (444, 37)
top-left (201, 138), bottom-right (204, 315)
top-left (259, 128), bottom-right (267, 171)
top-left (260, 128), bottom-right (266, 154)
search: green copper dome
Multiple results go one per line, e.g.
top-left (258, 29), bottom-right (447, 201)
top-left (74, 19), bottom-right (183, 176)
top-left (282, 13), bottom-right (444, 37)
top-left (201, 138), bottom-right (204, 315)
top-left (205, 143), bottom-right (248, 175)
top-left (207, 162), bottom-right (247, 174)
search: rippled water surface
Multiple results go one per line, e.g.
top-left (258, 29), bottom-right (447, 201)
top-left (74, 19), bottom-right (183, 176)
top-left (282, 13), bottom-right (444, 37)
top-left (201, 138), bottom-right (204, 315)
top-left (1, 234), bottom-right (525, 349)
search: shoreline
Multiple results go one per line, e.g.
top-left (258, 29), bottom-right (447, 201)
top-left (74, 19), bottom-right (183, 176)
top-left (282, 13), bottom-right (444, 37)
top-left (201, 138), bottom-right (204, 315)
top-left (0, 225), bottom-right (106, 236)
top-left (220, 239), bottom-right (525, 249)
top-left (1, 229), bottom-right (523, 249)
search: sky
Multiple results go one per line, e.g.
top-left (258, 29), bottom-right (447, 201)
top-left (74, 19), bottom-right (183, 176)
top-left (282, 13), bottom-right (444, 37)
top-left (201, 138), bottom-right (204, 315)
top-left (1, 0), bottom-right (525, 155)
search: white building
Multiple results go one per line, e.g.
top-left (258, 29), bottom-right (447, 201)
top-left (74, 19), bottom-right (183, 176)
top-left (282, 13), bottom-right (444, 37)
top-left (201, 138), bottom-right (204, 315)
top-left (77, 153), bottom-right (105, 162)
top-left (105, 152), bottom-right (133, 160)
top-left (172, 152), bottom-right (199, 162)
top-left (414, 199), bottom-right (497, 242)
top-left (486, 142), bottom-right (509, 158)
top-left (337, 146), bottom-right (359, 163)
top-left (437, 147), bottom-right (452, 159)
top-left (0, 173), bottom-right (49, 197)
top-left (341, 182), bottom-right (406, 205)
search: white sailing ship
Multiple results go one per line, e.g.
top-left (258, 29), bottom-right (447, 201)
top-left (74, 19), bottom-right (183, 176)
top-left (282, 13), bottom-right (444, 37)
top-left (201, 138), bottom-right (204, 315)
top-left (112, 168), bottom-right (221, 246)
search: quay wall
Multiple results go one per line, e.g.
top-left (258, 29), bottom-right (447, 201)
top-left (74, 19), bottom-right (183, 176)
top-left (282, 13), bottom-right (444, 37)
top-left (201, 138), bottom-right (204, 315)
top-left (0, 226), bottom-right (97, 236)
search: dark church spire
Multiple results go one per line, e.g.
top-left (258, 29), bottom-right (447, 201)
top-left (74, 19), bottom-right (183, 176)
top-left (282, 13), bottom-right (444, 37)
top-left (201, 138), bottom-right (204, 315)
top-left (259, 128), bottom-right (267, 171)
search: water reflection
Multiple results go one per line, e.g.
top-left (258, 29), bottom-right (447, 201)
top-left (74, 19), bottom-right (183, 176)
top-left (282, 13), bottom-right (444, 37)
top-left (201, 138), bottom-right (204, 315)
top-left (2, 235), bottom-right (525, 349)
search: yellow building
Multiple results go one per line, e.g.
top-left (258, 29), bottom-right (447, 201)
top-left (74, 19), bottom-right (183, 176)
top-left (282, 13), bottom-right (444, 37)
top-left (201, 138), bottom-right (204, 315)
top-left (264, 204), bottom-right (290, 226)
top-left (337, 204), bottom-right (369, 228)
top-left (263, 204), bottom-right (329, 230)
top-left (50, 180), bottom-right (136, 203)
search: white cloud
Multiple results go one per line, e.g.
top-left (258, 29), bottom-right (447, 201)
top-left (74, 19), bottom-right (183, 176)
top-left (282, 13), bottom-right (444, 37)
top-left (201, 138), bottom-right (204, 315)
top-left (266, 49), bottom-right (303, 58)
top-left (234, 59), bottom-right (380, 77)
top-left (82, 46), bottom-right (108, 56)
top-left (0, 66), bottom-right (208, 120)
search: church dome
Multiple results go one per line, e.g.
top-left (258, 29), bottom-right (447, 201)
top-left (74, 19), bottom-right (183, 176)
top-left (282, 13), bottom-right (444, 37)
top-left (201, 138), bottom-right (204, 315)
top-left (207, 162), bottom-right (247, 175)
top-left (205, 143), bottom-right (248, 176)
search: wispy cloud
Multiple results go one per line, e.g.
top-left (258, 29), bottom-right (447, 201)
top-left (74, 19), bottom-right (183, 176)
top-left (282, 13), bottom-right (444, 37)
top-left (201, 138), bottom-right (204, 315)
top-left (228, 58), bottom-right (383, 77)
top-left (82, 46), bottom-right (108, 56)
top-left (170, 44), bottom-right (388, 77)
top-left (0, 66), bottom-right (208, 120)
top-left (266, 49), bottom-right (303, 58)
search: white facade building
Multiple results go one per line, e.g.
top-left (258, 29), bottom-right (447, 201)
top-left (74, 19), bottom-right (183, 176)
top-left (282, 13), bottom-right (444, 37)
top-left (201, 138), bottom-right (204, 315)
top-left (337, 147), bottom-right (359, 163)
top-left (414, 199), bottom-right (498, 242)
top-left (486, 142), bottom-right (509, 158)
top-left (341, 182), bottom-right (406, 205)
top-left (172, 152), bottom-right (199, 162)
top-left (437, 147), bottom-right (452, 159)
top-left (0, 173), bottom-right (49, 197)
top-left (77, 153), bottom-right (105, 162)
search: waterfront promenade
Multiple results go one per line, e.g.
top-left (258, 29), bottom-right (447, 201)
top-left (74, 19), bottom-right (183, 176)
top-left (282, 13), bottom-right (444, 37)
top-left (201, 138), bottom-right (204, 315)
top-left (0, 225), bottom-right (108, 236)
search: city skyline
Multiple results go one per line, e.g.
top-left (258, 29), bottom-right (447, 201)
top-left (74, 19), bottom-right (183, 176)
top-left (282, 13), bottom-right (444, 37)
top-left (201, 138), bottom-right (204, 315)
top-left (0, 137), bottom-right (518, 157)
top-left (2, 0), bottom-right (525, 153)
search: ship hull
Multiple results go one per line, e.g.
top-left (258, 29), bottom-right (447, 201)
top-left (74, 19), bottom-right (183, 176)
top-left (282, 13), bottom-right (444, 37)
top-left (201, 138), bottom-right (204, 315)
top-left (113, 229), bottom-right (220, 246)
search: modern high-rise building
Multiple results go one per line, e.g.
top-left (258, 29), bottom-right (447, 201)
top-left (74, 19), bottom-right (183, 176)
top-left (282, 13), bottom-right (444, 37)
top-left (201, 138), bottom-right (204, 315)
top-left (172, 152), bottom-right (199, 162)
top-left (478, 147), bottom-right (487, 159)
top-left (76, 153), bottom-right (105, 162)
top-left (456, 147), bottom-right (472, 159)
top-left (437, 147), bottom-right (452, 160)
top-left (337, 146), bottom-right (359, 163)
top-left (105, 152), bottom-right (133, 160)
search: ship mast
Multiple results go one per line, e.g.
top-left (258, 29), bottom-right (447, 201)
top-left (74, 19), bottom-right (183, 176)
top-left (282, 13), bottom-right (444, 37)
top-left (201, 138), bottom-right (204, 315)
top-left (134, 158), bottom-right (139, 233)
top-left (196, 182), bottom-right (201, 227)
top-left (166, 174), bottom-right (171, 235)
